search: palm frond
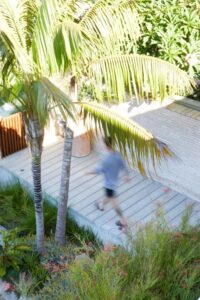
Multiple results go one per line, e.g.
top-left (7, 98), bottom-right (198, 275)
top-left (36, 77), bottom-right (75, 126)
top-left (0, 0), bottom-right (35, 75)
top-left (89, 54), bottom-right (196, 102)
top-left (32, 0), bottom-right (60, 74)
top-left (79, 101), bottom-right (172, 174)
top-left (0, 81), bottom-right (24, 112)
top-left (54, 20), bottom-right (89, 73)
top-left (55, 0), bottom-right (89, 21)
top-left (0, 0), bottom-right (26, 49)
top-left (18, 0), bottom-right (40, 52)
top-left (1, 50), bottom-right (15, 84)
top-left (80, 0), bottom-right (140, 55)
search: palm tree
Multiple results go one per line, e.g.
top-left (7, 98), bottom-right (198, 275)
top-left (0, 0), bottom-right (75, 253)
top-left (50, 0), bottom-right (195, 244)
top-left (0, 0), bottom-right (195, 248)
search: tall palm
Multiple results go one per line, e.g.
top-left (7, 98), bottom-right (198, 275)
top-left (0, 0), bottom-right (75, 253)
top-left (45, 0), bottom-right (195, 244)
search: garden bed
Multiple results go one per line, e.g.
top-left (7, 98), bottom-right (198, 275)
top-left (1, 182), bottom-right (200, 299)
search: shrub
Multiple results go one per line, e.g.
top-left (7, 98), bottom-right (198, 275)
top-left (0, 181), bottom-right (101, 246)
top-left (0, 181), bottom-right (32, 228)
top-left (136, 0), bottom-right (200, 80)
top-left (0, 228), bottom-right (31, 278)
top-left (35, 211), bottom-right (200, 300)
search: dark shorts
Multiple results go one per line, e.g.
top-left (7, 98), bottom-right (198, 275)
top-left (105, 188), bottom-right (116, 198)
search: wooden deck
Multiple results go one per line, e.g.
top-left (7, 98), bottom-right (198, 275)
top-left (1, 133), bottom-right (200, 244)
top-left (112, 99), bottom-right (200, 201)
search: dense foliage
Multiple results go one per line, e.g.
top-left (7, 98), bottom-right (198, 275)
top-left (1, 183), bottom-right (200, 299)
top-left (0, 181), bottom-right (99, 244)
top-left (136, 0), bottom-right (200, 80)
top-left (0, 181), bottom-right (101, 296)
top-left (36, 212), bottom-right (200, 300)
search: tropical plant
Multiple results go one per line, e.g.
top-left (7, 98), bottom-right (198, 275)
top-left (0, 0), bottom-right (76, 254)
top-left (0, 0), bottom-right (195, 250)
top-left (136, 0), bottom-right (200, 79)
top-left (0, 228), bottom-right (30, 278)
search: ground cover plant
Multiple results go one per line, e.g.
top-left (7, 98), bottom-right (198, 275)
top-left (35, 210), bottom-right (200, 300)
top-left (0, 181), bottom-right (101, 297)
top-left (1, 182), bottom-right (200, 299)
top-left (0, 180), bottom-right (99, 244)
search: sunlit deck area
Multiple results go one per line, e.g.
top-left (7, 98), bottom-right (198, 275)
top-left (1, 100), bottom-right (200, 245)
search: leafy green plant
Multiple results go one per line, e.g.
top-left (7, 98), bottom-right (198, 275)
top-left (35, 248), bottom-right (124, 300)
top-left (0, 228), bottom-right (30, 278)
top-left (0, 181), bottom-right (57, 235)
top-left (0, 182), bottom-right (101, 246)
top-left (66, 212), bottom-right (102, 247)
top-left (19, 201), bottom-right (57, 237)
top-left (137, 0), bottom-right (200, 81)
top-left (0, 180), bottom-right (32, 228)
top-left (12, 272), bottom-right (39, 297)
top-left (19, 238), bottom-right (49, 290)
top-left (35, 210), bottom-right (200, 300)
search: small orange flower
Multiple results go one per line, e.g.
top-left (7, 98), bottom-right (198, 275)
top-left (180, 283), bottom-right (187, 289)
top-left (119, 270), bottom-right (128, 277)
top-left (173, 232), bottom-right (183, 239)
top-left (193, 265), bottom-right (200, 270)
top-left (3, 282), bottom-right (14, 292)
top-left (190, 236), bottom-right (197, 242)
top-left (103, 244), bottom-right (116, 252)
top-left (52, 265), bottom-right (59, 273)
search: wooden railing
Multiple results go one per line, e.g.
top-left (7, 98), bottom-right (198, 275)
top-left (0, 112), bottom-right (27, 158)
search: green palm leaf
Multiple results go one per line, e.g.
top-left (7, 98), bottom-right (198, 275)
top-left (54, 20), bottom-right (89, 72)
top-left (80, 101), bottom-right (172, 174)
top-left (18, 0), bottom-right (40, 51)
top-left (89, 54), bottom-right (196, 102)
top-left (80, 0), bottom-right (140, 54)
top-left (0, 0), bottom-right (34, 75)
top-left (32, 0), bottom-right (60, 74)
top-left (38, 77), bottom-right (75, 123)
top-left (19, 77), bottom-right (75, 127)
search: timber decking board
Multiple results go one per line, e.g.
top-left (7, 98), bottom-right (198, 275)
top-left (72, 173), bottom-right (140, 211)
top-left (44, 155), bottom-right (101, 194)
top-left (130, 103), bottom-right (200, 201)
top-left (80, 176), bottom-right (150, 219)
top-left (1, 134), bottom-right (200, 244)
top-left (93, 181), bottom-right (161, 225)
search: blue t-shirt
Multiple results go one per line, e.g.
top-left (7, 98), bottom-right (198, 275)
top-left (95, 151), bottom-right (128, 190)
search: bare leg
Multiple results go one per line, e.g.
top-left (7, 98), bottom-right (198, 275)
top-left (96, 197), bottom-right (110, 211)
top-left (102, 197), bottom-right (111, 208)
top-left (110, 197), bottom-right (127, 226)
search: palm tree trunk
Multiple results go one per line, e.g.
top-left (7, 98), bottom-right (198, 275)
top-left (55, 126), bottom-right (73, 245)
top-left (23, 115), bottom-right (45, 254)
top-left (32, 153), bottom-right (44, 254)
